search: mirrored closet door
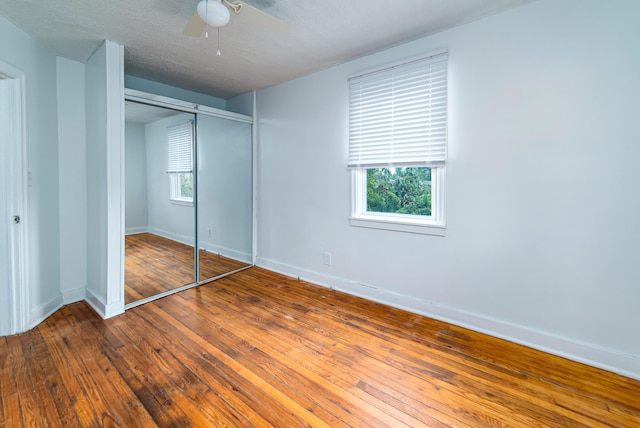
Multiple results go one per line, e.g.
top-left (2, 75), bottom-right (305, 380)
top-left (123, 97), bottom-right (253, 307)
top-left (197, 114), bottom-right (253, 282)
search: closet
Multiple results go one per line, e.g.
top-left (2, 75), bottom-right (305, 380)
top-left (123, 90), bottom-right (253, 308)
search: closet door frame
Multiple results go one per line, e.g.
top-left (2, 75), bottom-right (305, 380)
top-left (123, 89), bottom-right (254, 310)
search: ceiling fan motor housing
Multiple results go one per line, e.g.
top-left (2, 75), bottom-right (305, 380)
top-left (197, 0), bottom-right (231, 27)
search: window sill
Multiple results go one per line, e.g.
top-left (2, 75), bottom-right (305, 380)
top-left (170, 198), bottom-right (193, 207)
top-left (349, 215), bottom-right (445, 236)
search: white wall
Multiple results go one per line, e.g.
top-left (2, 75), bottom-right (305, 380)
top-left (85, 40), bottom-right (125, 318)
top-left (0, 77), bottom-right (13, 333)
top-left (124, 121), bottom-right (148, 233)
top-left (57, 57), bottom-right (87, 303)
top-left (226, 91), bottom-right (255, 116)
top-left (256, 0), bottom-right (640, 379)
top-left (0, 17), bottom-right (61, 326)
top-left (86, 42), bottom-right (109, 309)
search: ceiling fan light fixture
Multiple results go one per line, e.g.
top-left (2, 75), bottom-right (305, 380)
top-left (197, 0), bottom-right (231, 28)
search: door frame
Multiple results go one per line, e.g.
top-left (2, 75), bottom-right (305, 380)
top-left (0, 60), bottom-right (29, 335)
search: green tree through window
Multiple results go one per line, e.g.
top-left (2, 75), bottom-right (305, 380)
top-left (366, 167), bottom-right (431, 216)
top-left (179, 173), bottom-right (193, 198)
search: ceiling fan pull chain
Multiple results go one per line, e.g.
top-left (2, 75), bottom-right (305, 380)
top-left (217, 27), bottom-right (222, 56)
top-left (205, 0), bottom-right (209, 38)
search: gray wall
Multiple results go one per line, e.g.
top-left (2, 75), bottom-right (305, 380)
top-left (57, 57), bottom-right (87, 300)
top-left (125, 75), bottom-right (226, 110)
top-left (124, 122), bottom-right (149, 233)
top-left (197, 115), bottom-right (252, 263)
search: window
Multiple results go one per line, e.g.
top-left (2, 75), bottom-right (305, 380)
top-left (167, 121), bottom-right (194, 204)
top-left (348, 50), bottom-right (448, 235)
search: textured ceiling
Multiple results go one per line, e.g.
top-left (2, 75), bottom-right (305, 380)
top-left (1, 0), bottom-right (535, 99)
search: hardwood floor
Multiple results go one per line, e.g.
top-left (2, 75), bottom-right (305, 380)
top-left (125, 233), bottom-right (250, 304)
top-left (2, 267), bottom-right (640, 427)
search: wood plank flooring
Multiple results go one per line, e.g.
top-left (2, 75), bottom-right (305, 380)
top-left (125, 233), bottom-right (250, 304)
top-left (2, 267), bottom-right (640, 427)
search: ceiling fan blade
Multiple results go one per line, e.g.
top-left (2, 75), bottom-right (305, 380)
top-left (183, 11), bottom-right (206, 37)
top-left (234, 1), bottom-right (288, 34)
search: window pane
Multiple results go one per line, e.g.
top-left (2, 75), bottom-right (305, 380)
top-left (179, 173), bottom-right (193, 199)
top-left (366, 167), bottom-right (431, 216)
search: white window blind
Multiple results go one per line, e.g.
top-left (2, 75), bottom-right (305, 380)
top-left (167, 121), bottom-right (193, 173)
top-left (348, 51), bottom-right (448, 168)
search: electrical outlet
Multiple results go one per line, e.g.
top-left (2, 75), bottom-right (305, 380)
top-left (207, 228), bottom-right (212, 238)
top-left (323, 251), bottom-right (332, 266)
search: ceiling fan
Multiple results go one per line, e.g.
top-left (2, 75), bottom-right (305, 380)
top-left (183, 0), bottom-right (287, 37)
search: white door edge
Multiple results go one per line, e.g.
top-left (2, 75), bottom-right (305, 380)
top-left (0, 59), bottom-right (29, 335)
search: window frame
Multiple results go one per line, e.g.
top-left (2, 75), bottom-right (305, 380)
top-left (350, 166), bottom-right (446, 236)
top-left (348, 49), bottom-right (448, 236)
top-left (169, 171), bottom-right (194, 206)
top-left (167, 120), bottom-right (194, 206)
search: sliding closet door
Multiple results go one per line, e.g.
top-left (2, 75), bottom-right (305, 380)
top-left (124, 101), bottom-right (196, 304)
top-left (196, 114), bottom-right (253, 282)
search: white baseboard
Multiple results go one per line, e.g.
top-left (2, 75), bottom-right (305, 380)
top-left (85, 289), bottom-right (124, 319)
top-left (125, 227), bottom-right (148, 235)
top-left (148, 227), bottom-right (194, 247)
top-left (199, 241), bottom-right (252, 264)
top-left (148, 228), bottom-right (252, 264)
top-left (30, 294), bottom-right (63, 330)
top-left (25, 283), bottom-right (126, 331)
top-left (62, 286), bottom-right (86, 304)
top-left (27, 287), bottom-right (123, 331)
top-left (256, 256), bottom-right (640, 381)
top-left (102, 300), bottom-right (125, 319)
top-left (84, 289), bottom-right (105, 318)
